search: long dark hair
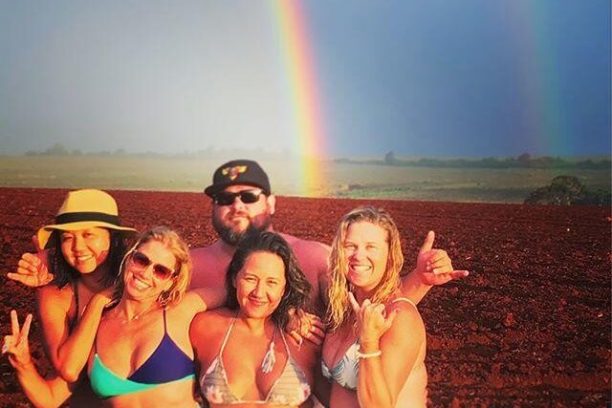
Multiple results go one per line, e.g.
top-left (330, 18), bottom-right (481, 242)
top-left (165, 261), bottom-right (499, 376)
top-left (225, 231), bottom-right (311, 329)
top-left (48, 229), bottom-right (130, 289)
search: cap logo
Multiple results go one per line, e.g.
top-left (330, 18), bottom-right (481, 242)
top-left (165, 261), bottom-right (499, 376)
top-left (222, 165), bottom-right (247, 181)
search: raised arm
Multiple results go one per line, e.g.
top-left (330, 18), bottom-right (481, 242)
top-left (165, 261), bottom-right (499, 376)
top-left (400, 231), bottom-right (469, 304)
top-left (4, 310), bottom-right (73, 408)
top-left (36, 286), bottom-right (111, 382)
top-left (7, 236), bottom-right (53, 287)
top-left (349, 295), bottom-right (425, 408)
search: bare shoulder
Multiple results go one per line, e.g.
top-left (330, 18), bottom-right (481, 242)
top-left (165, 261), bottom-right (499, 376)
top-left (37, 284), bottom-right (72, 307)
top-left (386, 300), bottom-right (425, 340)
top-left (191, 308), bottom-right (233, 332)
top-left (280, 233), bottom-right (330, 269)
top-left (189, 244), bottom-right (216, 261)
top-left (189, 242), bottom-right (230, 289)
top-left (169, 292), bottom-right (207, 319)
top-left (282, 233), bottom-right (330, 253)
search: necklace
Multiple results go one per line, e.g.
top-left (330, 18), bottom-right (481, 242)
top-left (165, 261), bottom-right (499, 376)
top-left (118, 303), bottom-right (158, 324)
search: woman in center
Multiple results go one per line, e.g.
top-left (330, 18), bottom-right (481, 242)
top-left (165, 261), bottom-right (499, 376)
top-left (191, 231), bottom-right (320, 407)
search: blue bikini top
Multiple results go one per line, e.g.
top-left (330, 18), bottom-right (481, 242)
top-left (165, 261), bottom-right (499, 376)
top-left (90, 308), bottom-right (195, 398)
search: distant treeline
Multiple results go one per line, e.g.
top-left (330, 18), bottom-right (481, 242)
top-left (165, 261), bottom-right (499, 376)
top-left (21, 143), bottom-right (293, 160)
top-left (19, 145), bottom-right (612, 170)
top-left (334, 152), bottom-right (611, 170)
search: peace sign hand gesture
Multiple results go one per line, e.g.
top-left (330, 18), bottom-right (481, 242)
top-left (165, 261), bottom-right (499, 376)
top-left (7, 235), bottom-right (53, 287)
top-left (3, 310), bottom-right (34, 370)
top-left (348, 292), bottom-right (398, 346)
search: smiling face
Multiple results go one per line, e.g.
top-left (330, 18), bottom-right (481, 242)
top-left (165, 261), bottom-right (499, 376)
top-left (234, 251), bottom-right (287, 319)
top-left (123, 240), bottom-right (176, 302)
top-left (343, 221), bottom-right (390, 295)
top-left (211, 184), bottom-right (276, 245)
top-left (60, 227), bottom-right (111, 274)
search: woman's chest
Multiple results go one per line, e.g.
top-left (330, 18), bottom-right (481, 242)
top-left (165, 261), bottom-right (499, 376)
top-left (322, 324), bottom-right (358, 369)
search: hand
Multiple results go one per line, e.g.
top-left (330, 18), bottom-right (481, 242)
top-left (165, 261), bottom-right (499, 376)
top-left (348, 292), bottom-right (397, 346)
top-left (416, 231), bottom-right (469, 286)
top-left (93, 287), bottom-right (116, 308)
top-left (7, 235), bottom-right (53, 287)
top-left (286, 308), bottom-right (326, 346)
top-left (3, 310), bottom-right (34, 370)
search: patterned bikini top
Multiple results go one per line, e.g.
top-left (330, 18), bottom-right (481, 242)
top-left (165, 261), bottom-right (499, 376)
top-left (321, 297), bottom-right (417, 391)
top-left (200, 318), bottom-right (311, 405)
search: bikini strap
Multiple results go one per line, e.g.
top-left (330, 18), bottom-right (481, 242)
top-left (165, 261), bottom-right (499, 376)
top-left (218, 317), bottom-right (237, 356)
top-left (392, 297), bottom-right (417, 309)
top-left (162, 307), bottom-right (168, 332)
top-left (278, 326), bottom-right (289, 354)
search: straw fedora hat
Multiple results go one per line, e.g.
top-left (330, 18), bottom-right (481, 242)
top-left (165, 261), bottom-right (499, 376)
top-left (37, 189), bottom-right (137, 249)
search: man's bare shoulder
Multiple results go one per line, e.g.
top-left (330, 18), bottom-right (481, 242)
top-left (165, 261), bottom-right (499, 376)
top-left (190, 241), bottom-right (221, 259)
top-left (280, 233), bottom-right (331, 254)
top-left (189, 241), bottom-right (232, 290)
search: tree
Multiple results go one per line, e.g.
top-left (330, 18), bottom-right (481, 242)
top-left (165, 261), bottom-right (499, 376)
top-left (517, 152), bottom-right (531, 167)
top-left (525, 175), bottom-right (586, 205)
top-left (45, 143), bottom-right (68, 155)
top-left (384, 151), bottom-right (397, 165)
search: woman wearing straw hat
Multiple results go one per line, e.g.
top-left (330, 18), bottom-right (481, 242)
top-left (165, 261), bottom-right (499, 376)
top-left (7, 189), bottom-right (137, 405)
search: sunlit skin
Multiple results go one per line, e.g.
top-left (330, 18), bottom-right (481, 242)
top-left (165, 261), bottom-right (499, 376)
top-left (323, 216), bottom-right (428, 408)
top-left (123, 240), bottom-right (176, 303)
top-left (60, 228), bottom-right (110, 274)
top-left (234, 251), bottom-right (286, 320)
top-left (212, 185), bottom-right (276, 245)
top-left (190, 183), bottom-right (329, 316)
top-left (344, 222), bottom-right (389, 296)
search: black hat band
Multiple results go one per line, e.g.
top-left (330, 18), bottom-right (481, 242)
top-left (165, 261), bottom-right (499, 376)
top-left (55, 212), bottom-right (121, 226)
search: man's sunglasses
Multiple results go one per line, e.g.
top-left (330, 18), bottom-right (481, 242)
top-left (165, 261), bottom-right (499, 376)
top-left (129, 251), bottom-right (176, 280)
top-left (213, 190), bottom-right (264, 206)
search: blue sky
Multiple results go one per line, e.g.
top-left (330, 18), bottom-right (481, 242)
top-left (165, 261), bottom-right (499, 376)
top-left (0, 0), bottom-right (609, 158)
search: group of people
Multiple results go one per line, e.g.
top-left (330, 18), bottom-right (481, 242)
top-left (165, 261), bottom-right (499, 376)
top-left (3, 159), bottom-right (468, 407)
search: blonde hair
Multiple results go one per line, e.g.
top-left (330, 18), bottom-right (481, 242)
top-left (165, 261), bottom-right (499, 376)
top-left (114, 226), bottom-right (192, 306)
top-left (326, 207), bottom-right (404, 331)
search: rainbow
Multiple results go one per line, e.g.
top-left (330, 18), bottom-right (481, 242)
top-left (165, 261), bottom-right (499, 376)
top-left (271, 1), bottom-right (326, 197)
top-left (506, 1), bottom-right (567, 154)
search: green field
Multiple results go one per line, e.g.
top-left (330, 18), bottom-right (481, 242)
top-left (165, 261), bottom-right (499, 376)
top-left (0, 155), bottom-right (609, 203)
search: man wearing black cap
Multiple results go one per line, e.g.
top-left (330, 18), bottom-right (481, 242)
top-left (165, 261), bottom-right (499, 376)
top-left (190, 159), bottom-right (468, 315)
top-left (191, 159), bottom-right (330, 312)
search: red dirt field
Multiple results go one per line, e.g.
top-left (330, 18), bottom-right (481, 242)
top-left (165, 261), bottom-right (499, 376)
top-left (0, 188), bottom-right (609, 407)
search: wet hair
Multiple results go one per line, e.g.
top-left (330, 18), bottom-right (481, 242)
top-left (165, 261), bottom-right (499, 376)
top-left (113, 226), bottom-right (192, 306)
top-left (48, 229), bottom-right (129, 290)
top-left (326, 206), bottom-right (404, 331)
top-left (225, 231), bottom-right (311, 329)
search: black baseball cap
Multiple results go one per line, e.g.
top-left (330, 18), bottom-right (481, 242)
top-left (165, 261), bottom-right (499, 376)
top-left (204, 159), bottom-right (271, 197)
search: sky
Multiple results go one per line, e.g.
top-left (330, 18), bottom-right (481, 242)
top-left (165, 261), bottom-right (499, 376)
top-left (0, 0), bottom-right (610, 158)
